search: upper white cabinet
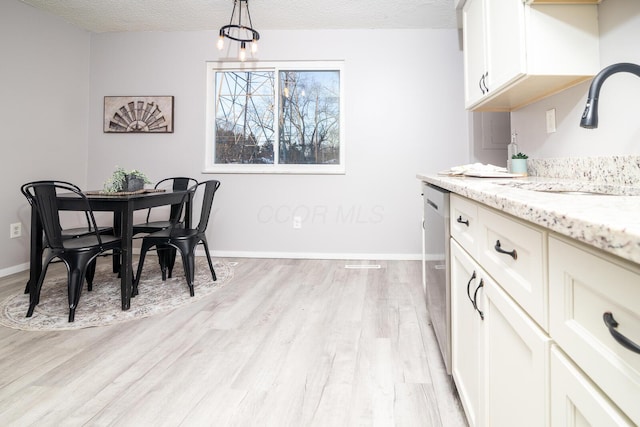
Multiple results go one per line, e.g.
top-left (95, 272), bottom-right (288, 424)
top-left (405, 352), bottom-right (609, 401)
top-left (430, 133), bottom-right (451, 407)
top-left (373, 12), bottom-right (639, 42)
top-left (462, 0), bottom-right (600, 111)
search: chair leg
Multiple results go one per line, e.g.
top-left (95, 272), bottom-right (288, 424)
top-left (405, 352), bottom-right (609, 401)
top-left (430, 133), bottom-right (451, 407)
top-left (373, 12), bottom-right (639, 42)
top-left (66, 259), bottom-right (89, 323)
top-left (134, 241), bottom-right (153, 296)
top-left (167, 247), bottom-right (178, 278)
top-left (178, 248), bottom-right (196, 297)
top-left (26, 257), bottom-right (52, 317)
top-left (86, 258), bottom-right (97, 291)
top-left (157, 245), bottom-right (169, 281)
top-left (201, 239), bottom-right (217, 281)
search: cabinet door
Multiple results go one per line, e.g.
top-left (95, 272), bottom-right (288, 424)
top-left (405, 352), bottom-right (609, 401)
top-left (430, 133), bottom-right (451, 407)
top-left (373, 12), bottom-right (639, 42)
top-left (484, 0), bottom-right (526, 92)
top-left (463, 0), bottom-right (487, 107)
top-left (549, 236), bottom-right (640, 424)
top-left (484, 277), bottom-right (551, 427)
top-left (451, 240), bottom-right (485, 427)
top-left (550, 346), bottom-right (634, 427)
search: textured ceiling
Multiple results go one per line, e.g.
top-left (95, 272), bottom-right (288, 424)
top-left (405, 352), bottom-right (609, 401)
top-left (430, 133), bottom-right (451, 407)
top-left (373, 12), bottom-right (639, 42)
top-left (19, 0), bottom-right (457, 33)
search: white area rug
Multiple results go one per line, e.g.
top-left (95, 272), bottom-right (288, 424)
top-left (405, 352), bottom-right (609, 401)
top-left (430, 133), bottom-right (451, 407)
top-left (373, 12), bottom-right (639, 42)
top-left (0, 257), bottom-right (234, 331)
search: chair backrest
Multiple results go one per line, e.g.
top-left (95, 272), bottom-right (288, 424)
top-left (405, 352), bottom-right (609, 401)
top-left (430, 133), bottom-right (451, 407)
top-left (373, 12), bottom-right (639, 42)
top-left (21, 181), bottom-right (103, 249)
top-left (168, 180), bottom-right (220, 235)
top-left (147, 177), bottom-right (198, 222)
top-left (196, 180), bottom-right (221, 233)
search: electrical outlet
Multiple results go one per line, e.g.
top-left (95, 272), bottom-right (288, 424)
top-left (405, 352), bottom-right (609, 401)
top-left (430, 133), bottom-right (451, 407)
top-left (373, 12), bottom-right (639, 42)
top-left (546, 108), bottom-right (557, 133)
top-left (293, 216), bottom-right (302, 229)
top-left (10, 222), bottom-right (22, 239)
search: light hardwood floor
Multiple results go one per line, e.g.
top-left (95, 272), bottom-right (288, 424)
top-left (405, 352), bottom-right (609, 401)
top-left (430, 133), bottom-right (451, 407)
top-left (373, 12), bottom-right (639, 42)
top-left (0, 258), bottom-right (466, 426)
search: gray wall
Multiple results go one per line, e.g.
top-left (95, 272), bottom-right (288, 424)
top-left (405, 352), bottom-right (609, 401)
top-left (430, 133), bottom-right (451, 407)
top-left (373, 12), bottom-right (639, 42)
top-left (86, 29), bottom-right (469, 260)
top-left (1, 0), bottom-right (469, 274)
top-left (512, 0), bottom-right (640, 158)
top-left (1, 0), bottom-right (91, 275)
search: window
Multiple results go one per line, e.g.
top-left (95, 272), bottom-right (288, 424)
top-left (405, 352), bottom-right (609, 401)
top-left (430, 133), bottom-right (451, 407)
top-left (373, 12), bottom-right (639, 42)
top-left (205, 61), bottom-right (345, 174)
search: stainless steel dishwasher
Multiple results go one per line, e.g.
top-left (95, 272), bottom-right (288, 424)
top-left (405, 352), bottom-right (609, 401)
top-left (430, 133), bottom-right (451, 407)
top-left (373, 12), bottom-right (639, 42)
top-left (422, 182), bottom-right (451, 374)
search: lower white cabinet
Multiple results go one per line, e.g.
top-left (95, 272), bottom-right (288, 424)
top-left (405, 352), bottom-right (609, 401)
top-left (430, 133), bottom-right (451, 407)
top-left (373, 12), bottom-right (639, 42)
top-left (451, 240), bottom-right (485, 426)
top-left (483, 278), bottom-right (551, 427)
top-left (451, 238), bottom-right (550, 427)
top-left (549, 236), bottom-right (640, 424)
top-left (447, 193), bottom-right (640, 426)
top-left (550, 345), bottom-right (634, 426)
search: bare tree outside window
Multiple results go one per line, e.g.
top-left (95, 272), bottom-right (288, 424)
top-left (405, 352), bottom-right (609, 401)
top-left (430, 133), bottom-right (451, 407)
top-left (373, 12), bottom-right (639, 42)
top-left (279, 71), bottom-right (340, 165)
top-left (207, 61), bottom-right (345, 174)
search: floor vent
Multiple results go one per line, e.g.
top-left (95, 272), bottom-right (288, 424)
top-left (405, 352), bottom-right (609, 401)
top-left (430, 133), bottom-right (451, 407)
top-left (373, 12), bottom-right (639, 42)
top-left (344, 264), bottom-right (382, 269)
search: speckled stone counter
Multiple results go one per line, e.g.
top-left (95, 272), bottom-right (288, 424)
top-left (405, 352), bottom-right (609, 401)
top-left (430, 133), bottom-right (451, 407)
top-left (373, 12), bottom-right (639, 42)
top-left (416, 173), bottom-right (640, 265)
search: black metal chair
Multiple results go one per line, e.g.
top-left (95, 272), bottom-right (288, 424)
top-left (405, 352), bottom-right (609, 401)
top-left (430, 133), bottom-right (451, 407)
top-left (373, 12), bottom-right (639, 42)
top-left (132, 177), bottom-right (198, 280)
top-left (21, 180), bottom-right (115, 294)
top-left (133, 180), bottom-right (220, 297)
top-left (22, 181), bottom-right (122, 322)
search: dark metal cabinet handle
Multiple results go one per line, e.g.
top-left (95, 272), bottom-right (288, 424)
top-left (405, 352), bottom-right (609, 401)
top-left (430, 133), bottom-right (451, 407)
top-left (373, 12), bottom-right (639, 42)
top-left (481, 72), bottom-right (489, 93)
top-left (603, 312), bottom-right (640, 354)
top-left (495, 240), bottom-right (518, 260)
top-left (479, 74), bottom-right (485, 94)
top-left (457, 216), bottom-right (469, 227)
top-left (466, 271), bottom-right (476, 304)
top-left (473, 279), bottom-right (484, 320)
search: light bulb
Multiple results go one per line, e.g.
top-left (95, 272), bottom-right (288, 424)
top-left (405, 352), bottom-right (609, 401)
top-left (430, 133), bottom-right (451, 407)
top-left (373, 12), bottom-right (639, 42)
top-left (251, 40), bottom-right (258, 54)
top-left (239, 42), bottom-right (247, 62)
top-left (217, 35), bottom-right (224, 50)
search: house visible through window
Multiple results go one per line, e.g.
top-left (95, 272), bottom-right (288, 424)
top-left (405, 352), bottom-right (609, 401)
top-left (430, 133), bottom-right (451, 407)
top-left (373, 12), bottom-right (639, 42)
top-left (205, 61), bottom-right (345, 174)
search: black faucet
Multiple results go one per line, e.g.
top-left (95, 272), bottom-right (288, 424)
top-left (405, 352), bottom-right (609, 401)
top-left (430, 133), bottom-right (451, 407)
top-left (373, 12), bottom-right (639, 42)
top-left (580, 62), bottom-right (640, 129)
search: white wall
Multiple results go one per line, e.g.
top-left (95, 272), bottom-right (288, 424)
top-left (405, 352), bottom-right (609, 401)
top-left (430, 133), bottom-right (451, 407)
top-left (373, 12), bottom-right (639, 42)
top-left (87, 29), bottom-right (469, 259)
top-left (512, 0), bottom-right (640, 159)
top-left (0, 0), bottom-right (90, 274)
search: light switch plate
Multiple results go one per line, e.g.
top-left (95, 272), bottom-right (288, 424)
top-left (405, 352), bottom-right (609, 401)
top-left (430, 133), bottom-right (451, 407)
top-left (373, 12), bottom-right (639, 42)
top-left (546, 108), bottom-right (557, 133)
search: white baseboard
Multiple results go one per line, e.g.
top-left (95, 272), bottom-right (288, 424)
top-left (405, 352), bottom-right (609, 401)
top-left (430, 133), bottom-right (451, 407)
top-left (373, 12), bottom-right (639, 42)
top-left (1, 251), bottom-right (422, 278)
top-left (0, 262), bottom-right (30, 278)
top-left (210, 250), bottom-right (422, 261)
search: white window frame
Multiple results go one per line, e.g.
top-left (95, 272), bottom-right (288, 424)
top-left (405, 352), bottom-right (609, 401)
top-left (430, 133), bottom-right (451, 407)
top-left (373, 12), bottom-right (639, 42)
top-left (204, 60), bottom-right (345, 174)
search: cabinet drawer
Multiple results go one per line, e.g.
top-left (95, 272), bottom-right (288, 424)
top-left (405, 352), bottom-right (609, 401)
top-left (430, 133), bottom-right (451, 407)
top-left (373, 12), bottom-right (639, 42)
top-left (549, 236), bottom-right (640, 424)
top-left (450, 194), bottom-right (479, 258)
top-left (550, 345), bottom-right (634, 427)
top-left (477, 206), bottom-right (547, 329)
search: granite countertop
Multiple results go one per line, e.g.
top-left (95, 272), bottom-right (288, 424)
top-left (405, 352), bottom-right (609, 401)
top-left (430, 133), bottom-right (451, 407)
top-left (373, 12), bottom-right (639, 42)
top-left (417, 172), bottom-right (640, 265)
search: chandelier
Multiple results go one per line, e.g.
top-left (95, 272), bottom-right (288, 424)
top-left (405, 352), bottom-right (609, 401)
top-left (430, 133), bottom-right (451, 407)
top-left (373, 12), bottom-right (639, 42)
top-left (216, 0), bottom-right (260, 62)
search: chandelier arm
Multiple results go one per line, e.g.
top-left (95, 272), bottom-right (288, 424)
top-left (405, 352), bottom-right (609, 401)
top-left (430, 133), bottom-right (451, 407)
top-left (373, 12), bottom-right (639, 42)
top-left (228, 0), bottom-right (238, 26)
top-left (244, 0), bottom-right (254, 29)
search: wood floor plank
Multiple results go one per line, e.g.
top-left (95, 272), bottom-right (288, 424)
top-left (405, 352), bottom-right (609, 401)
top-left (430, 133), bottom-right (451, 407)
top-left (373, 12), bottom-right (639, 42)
top-left (0, 258), bottom-right (466, 426)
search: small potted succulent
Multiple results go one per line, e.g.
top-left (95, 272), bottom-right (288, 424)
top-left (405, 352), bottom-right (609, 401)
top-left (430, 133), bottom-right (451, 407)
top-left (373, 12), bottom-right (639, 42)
top-left (103, 166), bottom-right (151, 193)
top-left (511, 152), bottom-right (529, 175)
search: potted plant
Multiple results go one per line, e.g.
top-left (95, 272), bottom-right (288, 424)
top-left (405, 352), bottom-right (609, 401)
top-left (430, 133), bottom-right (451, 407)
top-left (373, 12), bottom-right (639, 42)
top-left (511, 152), bottom-right (529, 175)
top-left (103, 167), bottom-right (151, 193)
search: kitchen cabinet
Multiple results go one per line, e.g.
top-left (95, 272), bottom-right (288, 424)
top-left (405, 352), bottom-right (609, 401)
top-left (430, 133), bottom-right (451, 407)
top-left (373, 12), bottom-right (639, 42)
top-left (462, 0), bottom-right (600, 111)
top-left (549, 236), bottom-right (640, 424)
top-left (451, 240), bottom-right (485, 426)
top-left (476, 205), bottom-right (547, 329)
top-left (450, 194), bottom-right (550, 426)
top-left (483, 273), bottom-right (550, 427)
top-left (550, 346), bottom-right (634, 426)
top-left (448, 193), bottom-right (639, 425)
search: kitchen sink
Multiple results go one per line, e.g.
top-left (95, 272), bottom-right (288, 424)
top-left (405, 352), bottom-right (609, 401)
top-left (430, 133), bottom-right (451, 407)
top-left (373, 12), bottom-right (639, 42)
top-left (496, 180), bottom-right (640, 196)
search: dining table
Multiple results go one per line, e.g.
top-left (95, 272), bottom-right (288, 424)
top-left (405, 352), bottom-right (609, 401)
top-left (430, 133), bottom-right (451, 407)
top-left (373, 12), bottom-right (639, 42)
top-left (27, 189), bottom-right (192, 311)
